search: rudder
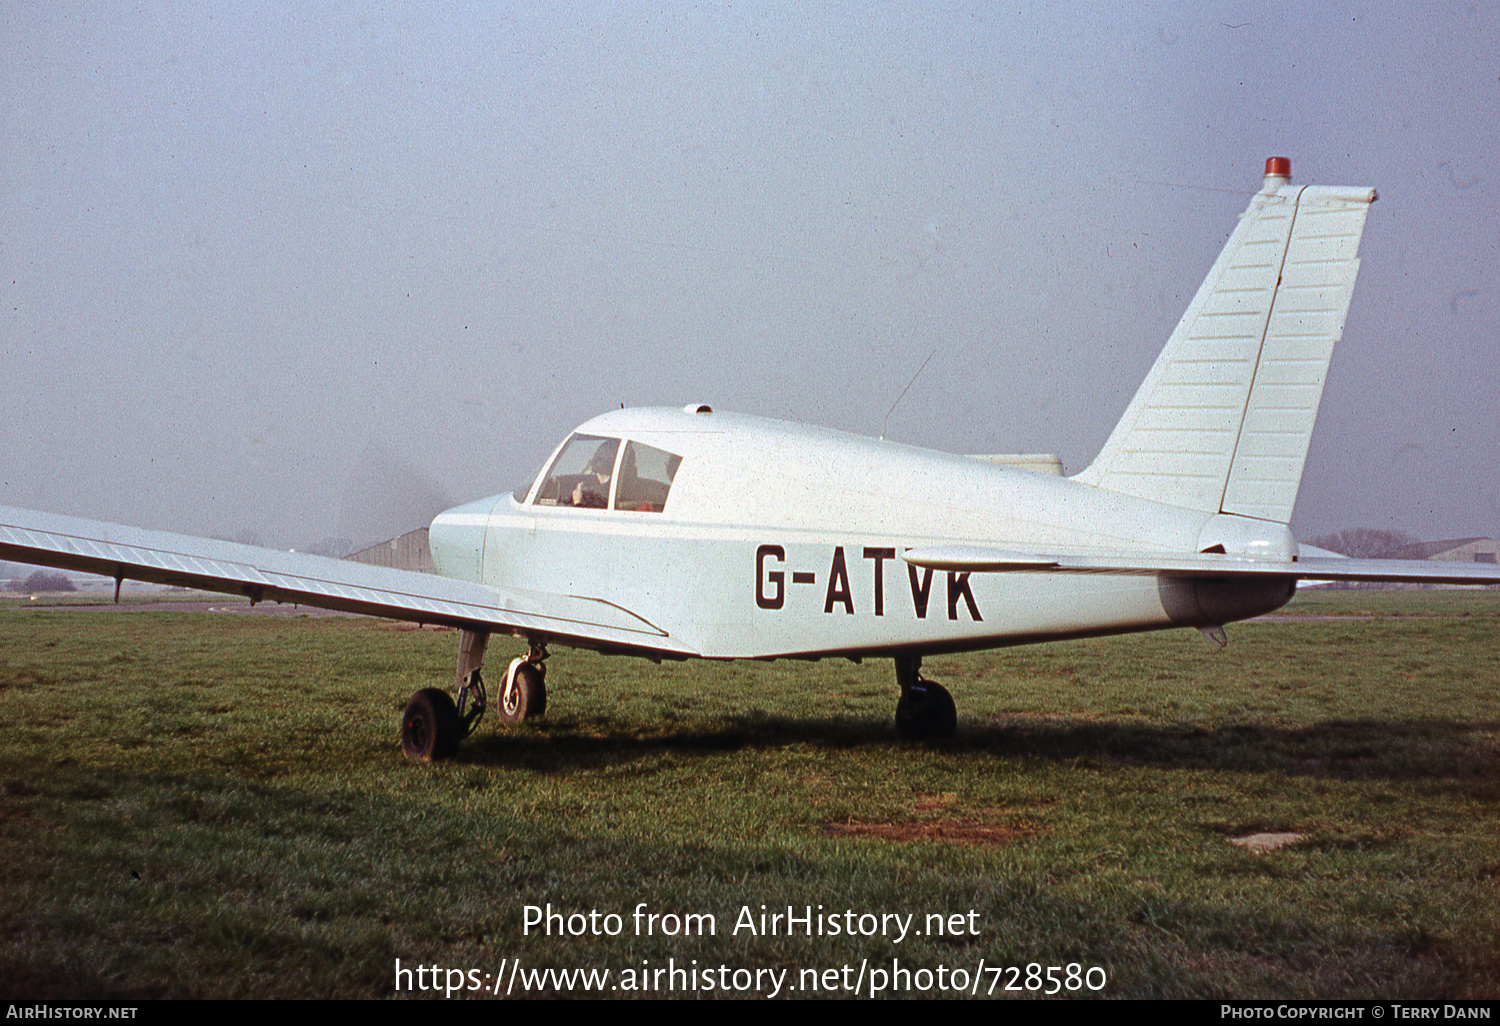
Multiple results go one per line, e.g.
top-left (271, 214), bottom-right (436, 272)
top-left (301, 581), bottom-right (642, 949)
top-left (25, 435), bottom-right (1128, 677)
top-left (1074, 158), bottom-right (1376, 524)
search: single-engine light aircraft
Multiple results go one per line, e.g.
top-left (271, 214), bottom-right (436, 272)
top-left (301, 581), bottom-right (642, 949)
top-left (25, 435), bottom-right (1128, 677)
top-left (5, 158), bottom-right (1498, 760)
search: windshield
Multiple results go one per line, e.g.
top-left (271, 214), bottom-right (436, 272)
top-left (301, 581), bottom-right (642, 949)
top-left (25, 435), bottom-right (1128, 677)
top-left (534, 434), bottom-right (618, 508)
top-left (527, 434), bottom-right (682, 512)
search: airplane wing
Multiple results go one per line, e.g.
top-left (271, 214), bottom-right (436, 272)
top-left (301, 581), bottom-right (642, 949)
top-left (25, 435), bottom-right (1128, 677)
top-left (0, 504), bottom-right (694, 656)
top-left (901, 545), bottom-right (1500, 586)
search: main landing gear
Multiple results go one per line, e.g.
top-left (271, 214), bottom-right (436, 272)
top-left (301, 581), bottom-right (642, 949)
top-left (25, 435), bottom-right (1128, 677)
top-left (893, 654), bottom-right (956, 740)
top-left (400, 630), bottom-right (548, 762)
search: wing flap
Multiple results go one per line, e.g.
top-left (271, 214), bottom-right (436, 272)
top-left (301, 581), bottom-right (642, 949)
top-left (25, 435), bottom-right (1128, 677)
top-left (0, 505), bottom-right (693, 655)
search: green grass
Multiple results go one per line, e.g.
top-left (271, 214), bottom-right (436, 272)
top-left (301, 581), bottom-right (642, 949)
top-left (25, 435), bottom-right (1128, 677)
top-left (2, 593), bottom-right (1498, 998)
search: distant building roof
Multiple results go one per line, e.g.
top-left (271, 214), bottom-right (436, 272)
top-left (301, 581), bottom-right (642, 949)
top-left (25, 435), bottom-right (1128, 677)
top-left (1382, 537), bottom-right (1497, 561)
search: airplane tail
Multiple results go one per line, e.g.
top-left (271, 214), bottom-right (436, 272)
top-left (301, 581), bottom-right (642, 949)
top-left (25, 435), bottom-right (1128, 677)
top-left (1073, 158), bottom-right (1376, 524)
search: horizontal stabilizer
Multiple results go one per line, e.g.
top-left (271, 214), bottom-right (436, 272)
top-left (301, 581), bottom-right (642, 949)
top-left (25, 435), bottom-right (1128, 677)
top-left (1287, 556), bottom-right (1500, 586)
top-left (901, 544), bottom-right (1500, 586)
top-left (965, 454), bottom-right (1064, 476)
top-left (901, 546), bottom-right (1058, 571)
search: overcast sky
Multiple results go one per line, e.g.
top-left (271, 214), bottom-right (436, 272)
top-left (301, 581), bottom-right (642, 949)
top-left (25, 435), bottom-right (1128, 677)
top-left (3, 2), bottom-right (1495, 549)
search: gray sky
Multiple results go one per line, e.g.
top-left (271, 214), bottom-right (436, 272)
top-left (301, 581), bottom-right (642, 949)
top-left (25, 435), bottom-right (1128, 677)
top-left (3, 3), bottom-right (1496, 549)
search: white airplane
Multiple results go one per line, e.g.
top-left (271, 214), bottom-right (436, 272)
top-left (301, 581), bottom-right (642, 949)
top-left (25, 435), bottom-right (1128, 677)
top-left (4, 158), bottom-right (1497, 761)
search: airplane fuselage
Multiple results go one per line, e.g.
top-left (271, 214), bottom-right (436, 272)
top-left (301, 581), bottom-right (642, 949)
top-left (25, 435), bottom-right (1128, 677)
top-left (429, 406), bottom-right (1297, 660)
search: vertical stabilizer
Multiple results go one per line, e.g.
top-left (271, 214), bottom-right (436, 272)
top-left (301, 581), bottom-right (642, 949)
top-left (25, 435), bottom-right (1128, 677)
top-left (1074, 159), bottom-right (1376, 523)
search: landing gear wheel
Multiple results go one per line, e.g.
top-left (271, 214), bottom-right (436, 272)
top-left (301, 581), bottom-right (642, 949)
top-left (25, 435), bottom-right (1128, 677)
top-left (401, 687), bottom-right (462, 762)
top-left (896, 681), bottom-right (957, 740)
top-left (498, 661), bottom-right (546, 725)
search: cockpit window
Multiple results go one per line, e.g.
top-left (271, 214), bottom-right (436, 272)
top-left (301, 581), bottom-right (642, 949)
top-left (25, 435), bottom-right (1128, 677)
top-left (529, 434), bottom-right (682, 512)
top-left (534, 434), bottom-right (619, 508)
top-left (614, 441), bottom-right (682, 513)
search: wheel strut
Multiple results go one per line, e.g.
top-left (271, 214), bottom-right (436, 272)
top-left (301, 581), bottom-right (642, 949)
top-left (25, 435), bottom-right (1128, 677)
top-left (454, 628), bottom-right (490, 737)
top-left (499, 639), bottom-right (548, 724)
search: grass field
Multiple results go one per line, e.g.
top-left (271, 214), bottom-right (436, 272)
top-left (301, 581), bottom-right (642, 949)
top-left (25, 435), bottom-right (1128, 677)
top-left (2, 590), bottom-right (1498, 999)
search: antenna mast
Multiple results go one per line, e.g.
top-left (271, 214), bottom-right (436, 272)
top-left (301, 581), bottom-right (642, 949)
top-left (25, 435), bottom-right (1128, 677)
top-left (880, 350), bottom-right (937, 441)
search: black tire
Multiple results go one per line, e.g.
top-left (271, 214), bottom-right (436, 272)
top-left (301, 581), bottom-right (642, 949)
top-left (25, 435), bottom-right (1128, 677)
top-left (402, 688), bottom-right (461, 761)
top-left (497, 663), bottom-right (546, 724)
top-left (895, 682), bottom-right (957, 740)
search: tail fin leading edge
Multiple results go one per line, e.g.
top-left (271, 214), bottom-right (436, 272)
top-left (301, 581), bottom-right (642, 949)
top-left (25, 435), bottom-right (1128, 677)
top-left (1074, 161), bottom-right (1376, 524)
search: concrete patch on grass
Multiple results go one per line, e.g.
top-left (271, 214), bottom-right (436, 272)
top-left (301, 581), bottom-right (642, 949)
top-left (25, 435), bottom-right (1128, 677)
top-left (1229, 832), bottom-right (1304, 854)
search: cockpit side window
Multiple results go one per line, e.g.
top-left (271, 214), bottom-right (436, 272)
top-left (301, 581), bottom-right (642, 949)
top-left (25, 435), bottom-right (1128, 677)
top-left (614, 441), bottom-right (682, 513)
top-left (533, 434), bottom-right (620, 508)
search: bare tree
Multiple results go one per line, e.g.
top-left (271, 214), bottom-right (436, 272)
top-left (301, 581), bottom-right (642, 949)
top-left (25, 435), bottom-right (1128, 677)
top-left (302, 538), bottom-right (355, 558)
top-left (1308, 527), bottom-right (1421, 590)
top-left (9, 570), bottom-right (76, 593)
top-left (1308, 527), bottom-right (1419, 558)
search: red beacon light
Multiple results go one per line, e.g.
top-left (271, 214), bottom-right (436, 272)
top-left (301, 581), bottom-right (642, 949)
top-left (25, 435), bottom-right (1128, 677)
top-left (1264, 156), bottom-right (1292, 181)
